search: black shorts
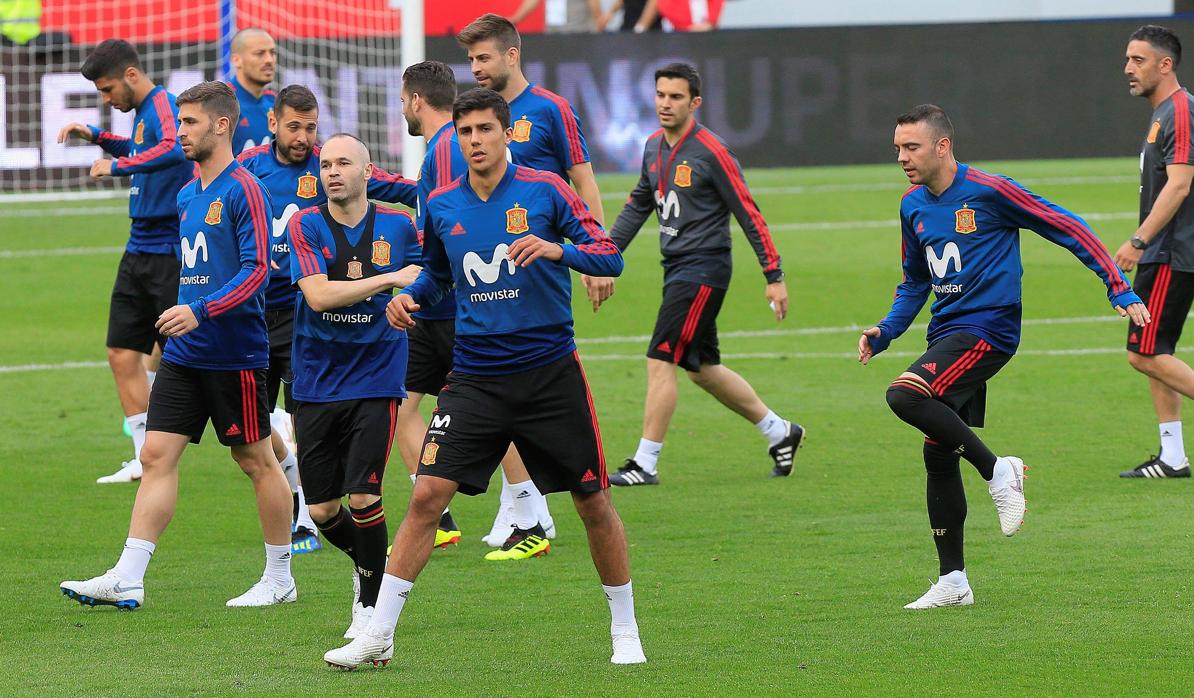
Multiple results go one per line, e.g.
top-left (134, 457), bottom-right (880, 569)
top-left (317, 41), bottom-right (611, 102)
top-left (646, 281), bottom-right (726, 373)
top-left (294, 397), bottom-right (398, 504)
top-left (146, 360), bottom-right (271, 446)
top-left (1127, 263), bottom-right (1194, 356)
top-left (266, 307), bottom-right (295, 412)
top-left (900, 332), bottom-right (1012, 428)
top-left (416, 352), bottom-right (607, 496)
top-left (406, 318), bottom-right (455, 396)
top-left (107, 251), bottom-right (181, 354)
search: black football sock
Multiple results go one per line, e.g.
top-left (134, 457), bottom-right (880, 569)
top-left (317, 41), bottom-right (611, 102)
top-left (292, 492), bottom-right (301, 525)
top-left (924, 440), bottom-right (967, 577)
top-left (315, 506), bottom-right (357, 563)
top-left (886, 384), bottom-right (998, 480)
top-left (351, 499), bottom-right (388, 609)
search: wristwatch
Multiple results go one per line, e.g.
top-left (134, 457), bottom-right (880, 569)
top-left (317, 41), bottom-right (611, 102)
top-left (1130, 235), bottom-right (1149, 250)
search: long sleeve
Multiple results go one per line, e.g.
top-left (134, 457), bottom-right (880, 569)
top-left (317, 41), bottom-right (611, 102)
top-left (368, 166), bottom-right (418, 208)
top-left (192, 176), bottom-right (271, 320)
top-left (978, 171), bottom-right (1140, 308)
top-left (109, 92), bottom-right (186, 176)
top-left (541, 177), bottom-right (623, 277)
top-left (89, 126), bottom-right (134, 157)
top-left (609, 159), bottom-right (655, 252)
top-left (401, 212), bottom-right (454, 310)
top-left (872, 213), bottom-right (932, 354)
top-left (696, 129), bottom-right (782, 281)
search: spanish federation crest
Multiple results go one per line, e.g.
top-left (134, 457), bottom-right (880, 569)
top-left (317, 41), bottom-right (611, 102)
top-left (512, 117), bottom-right (533, 143)
top-left (372, 238), bottom-right (391, 266)
top-left (506, 203), bottom-right (529, 234)
top-left (134, 121), bottom-right (145, 145)
top-left (204, 198), bottom-right (223, 225)
top-left (297, 172), bottom-right (318, 199)
top-left (421, 441), bottom-right (439, 465)
top-left (954, 204), bottom-right (977, 234)
top-left (347, 258), bottom-right (363, 279)
top-left (674, 162), bottom-right (692, 187)
top-left (1148, 120), bottom-right (1162, 144)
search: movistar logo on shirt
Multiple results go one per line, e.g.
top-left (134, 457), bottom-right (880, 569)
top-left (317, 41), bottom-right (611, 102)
top-left (925, 242), bottom-right (962, 279)
top-left (463, 244), bottom-right (517, 287)
top-left (181, 232), bottom-right (208, 269)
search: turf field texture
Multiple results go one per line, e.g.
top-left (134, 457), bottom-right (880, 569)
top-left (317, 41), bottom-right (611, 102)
top-left (1, 158), bottom-right (1188, 696)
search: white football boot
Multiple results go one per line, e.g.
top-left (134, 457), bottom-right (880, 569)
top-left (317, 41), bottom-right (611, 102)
top-left (96, 460), bottom-right (142, 484)
top-left (226, 576), bottom-right (297, 607)
top-left (611, 633), bottom-right (647, 664)
top-left (903, 580), bottom-right (975, 609)
top-left (989, 456), bottom-right (1027, 536)
top-left (60, 570), bottom-right (144, 609)
top-left (344, 602), bottom-right (373, 639)
top-left (324, 627), bottom-right (394, 670)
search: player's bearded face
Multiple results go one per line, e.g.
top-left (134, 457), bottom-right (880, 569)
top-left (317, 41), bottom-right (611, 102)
top-left (178, 106), bottom-right (223, 162)
top-left (95, 76), bottom-right (137, 113)
top-left (274, 108), bottom-right (317, 164)
top-left (655, 78), bottom-right (700, 131)
top-left (893, 122), bottom-right (944, 186)
top-left (402, 91), bottom-right (421, 137)
top-left (468, 41), bottom-right (511, 93)
top-left (236, 36), bottom-right (277, 88)
top-left (1125, 40), bottom-right (1163, 98)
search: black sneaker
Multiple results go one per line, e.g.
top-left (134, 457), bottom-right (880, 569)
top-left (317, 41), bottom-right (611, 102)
top-left (1120, 454), bottom-right (1191, 478)
top-left (768, 422), bottom-right (806, 477)
top-left (609, 459), bottom-right (659, 486)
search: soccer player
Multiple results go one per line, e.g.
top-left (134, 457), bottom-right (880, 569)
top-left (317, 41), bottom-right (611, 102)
top-left (60, 81), bottom-right (296, 610)
top-left (289, 133), bottom-right (421, 639)
top-left (598, 63), bottom-right (802, 485)
top-left (395, 61), bottom-right (469, 550)
top-left (228, 27), bottom-right (277, 154)
top-left (238, 84), bottom-right (417, 552)
top-left (56, 39), bottom-right (193, 484)
top-left (459, 13), bottom-right (603, 543)
top-left (322, 88), bottom-right (645, 668)
top-left (1114, 26), bottom-right (1194, 479)
top-left (859, 104), bottom-right (1148, 609)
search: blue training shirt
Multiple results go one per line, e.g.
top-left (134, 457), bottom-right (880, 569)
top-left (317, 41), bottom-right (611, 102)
top-left (229, 77), bottom-right (276, 155)
top-left (870, 163), bottom-right (1140, 356)
top-left (165, 160), bottom-right (273, 370)
top-left (89, 85), bottom-right (193, 255)
top-left (403, 163), bottom-right (623, 375)
top-left (237, 143), bottom-right (417, 310)
top-left (289, 204), bottom-right (422, 402)
top-left (414, 122), bottom-right (468, 321)
top-left (507, 83), bottom-right (590, 180)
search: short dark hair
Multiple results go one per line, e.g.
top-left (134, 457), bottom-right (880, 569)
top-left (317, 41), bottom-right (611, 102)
top-left (273, 84), bottom-right (318, 116)
top-left (80, 39), bottom-right (141, 81)
top-left (402, 61), bottom-right (458, 112)
top-left (896, 104), bottom-right (955, 141)
top-left (655, 62), bottom-right (701, 99)
top-left (177, 81), bottom-right (240, 132)
top-left (452, 88), bottom-right (510, 130)
top-left (1130, 25), bottom-right (1182, 67)
top-left (457, 13), bottom-right (521, 52)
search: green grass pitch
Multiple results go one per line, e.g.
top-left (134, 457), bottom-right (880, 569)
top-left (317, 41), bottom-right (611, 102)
top-left (1, 157), bottom-right (1191, 695)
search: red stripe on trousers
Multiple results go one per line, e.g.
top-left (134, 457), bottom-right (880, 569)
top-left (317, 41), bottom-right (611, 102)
top-left (674, 285), bottom-right (712, 364)
top-left (239, 370), bottom-right (251, 442)
top-left (246, 370), bottom-right (260, 442)
top-left (572, 351), bottom-right (608, 488)
top-left (385, 398), bottom-right (398, 465)
top-left (1143, 264), bottom-right (1172, 354)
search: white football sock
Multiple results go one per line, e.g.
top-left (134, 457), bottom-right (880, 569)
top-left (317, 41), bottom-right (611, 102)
top-left (755, 410), bottom-right (789, 447)
top-left (280, 451), bottom-right (298, 491)
top-left (145, 370), bottom-right (156, 390)
top-left (939, 569), bottom-right (969, 588)
top-left (633, 438), bottom-right (663, 474)
top-left (509, 478), bottom-right (540, 530)
top-left (1159, 421), bottom-right (1186, 466)
top-left (499, 471), bottom-right (515, 506)
top-left (264, 542), bottom-right (293, 586)
top-left (128, 412), bottom-right (148, 462)
top-left (603, 580), bottom-right (640, 636)
top-left (409, 473), bottom-right (417, 485)
top-left (113, 537), bottom-right (155, 582)
top-left (295, 487), bottom-right (316, 533)
top-left (370, 573), bottom-right (414, 637)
